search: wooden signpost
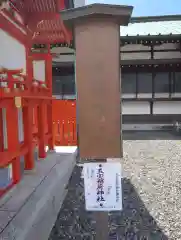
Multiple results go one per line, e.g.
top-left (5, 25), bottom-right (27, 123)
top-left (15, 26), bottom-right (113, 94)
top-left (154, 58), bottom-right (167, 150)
top-left (61, 4), bottom-right (133, 239)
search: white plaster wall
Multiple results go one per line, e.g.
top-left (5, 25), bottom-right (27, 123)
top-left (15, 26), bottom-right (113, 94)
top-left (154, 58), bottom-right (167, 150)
top-left (122, 44), bottom-right (151, 51)
top-left (122, 93), bottom-right (136, 99)
top-left (154, 93), bottom-right (169, 98)
top-left (121, 50), bottom-right (181, 60)
top-left (0, 24), bottom-right (26, 149)
top-left (52, 47), bottom-right (74, 63)
top-left (122, 101), bottom-right (181, 115)
top-left (122, 101), bottom-right (150, 115)
top-left (74, 0), bottom-right (85, 7)
top-left (121, 52), bottom-right (151, 60)
top-left (137, 93), bottom-right (152, 98)
top-left (0, 29), bottom-right (26, 73)
top-left (51, 47), bottom-right (74, 54)
top-left (154, 51), bottom-right (181, 59)
top-left (122, 43), bottom-right (178, 51)
top-left (53, 55), bottom-right (75, 63)
top-left (171, 93), bottom-right (181, 98)
top-left (33, 60), bottom-right (46, 82)
top-left (153, 101), bottom-right (181, 114)
top-left (154, 43), bottom-right (179, 50)
top-left (120, 42), bottom-right (180, 60)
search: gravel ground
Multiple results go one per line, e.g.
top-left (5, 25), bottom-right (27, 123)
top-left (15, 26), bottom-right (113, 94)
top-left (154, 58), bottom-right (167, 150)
top-left (49, 132), bottom-right (181, 240)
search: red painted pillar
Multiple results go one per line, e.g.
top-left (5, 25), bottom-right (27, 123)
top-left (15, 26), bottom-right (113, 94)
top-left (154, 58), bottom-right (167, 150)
top-left (23, 103), bottom-right (34, 170)
top-left (46, 46), bottom-right (52, 94)
top-left (47, 102), bottom-right (54, 150)
top-left (22, 44), bottom-right (34, 170)
top-left (57, 0), bottom-right (65, 10)
top-left (6, 103), bottom-right (20, 184)
top-left (38, 101), bottom-right (46, 158)
top-left (46, 45), bottom-right (54, 150)
top-left (26, 45), bottom-right (33, 91)
top-left (0, 108), bottom-right (3, 151)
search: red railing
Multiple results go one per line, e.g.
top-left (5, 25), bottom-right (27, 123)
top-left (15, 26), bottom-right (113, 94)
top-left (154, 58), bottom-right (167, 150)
top-left (0, 68), bottom-right (50, 97)
top-left (0, 68), bottom-right (53, 197)
top-left (0, 70), bottom-right (77, 198)
top-left (52, 100), bottom-right (77, 146)
top-left (0, 143), bottom-right (28, 197)
top-left (53, 119), bottom-right (77, 146)
top-left (31, 99), bottom-right (77, 146)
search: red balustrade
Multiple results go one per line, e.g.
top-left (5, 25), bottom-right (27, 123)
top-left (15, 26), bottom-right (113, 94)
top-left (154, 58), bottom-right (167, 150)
top-left (52, 100), bottom-right (77, 146)
top-left (0, 67), bottom-right (53, 197)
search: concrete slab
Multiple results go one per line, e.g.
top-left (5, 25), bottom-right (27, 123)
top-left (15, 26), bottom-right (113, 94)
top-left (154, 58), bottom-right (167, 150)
top-left (0, 148), bottom-right (77, 240)
top-left (0, 211), bottom-right (16, 233)
top-left (1, 185), bottom-right (35, 212)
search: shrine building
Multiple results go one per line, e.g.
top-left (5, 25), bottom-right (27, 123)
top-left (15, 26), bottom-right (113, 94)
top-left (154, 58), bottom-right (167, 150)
top-left (52, 14), bottom-right (181, 129)
top-left (1, 0), bottom-right (181, 238)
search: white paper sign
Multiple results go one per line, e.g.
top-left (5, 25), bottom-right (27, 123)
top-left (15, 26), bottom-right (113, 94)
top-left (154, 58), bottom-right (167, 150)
top-left (83, 162), bottom-right (122, 211)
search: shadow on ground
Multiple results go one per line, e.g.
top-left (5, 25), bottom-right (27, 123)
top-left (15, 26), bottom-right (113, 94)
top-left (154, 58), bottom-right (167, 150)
top-left (123, 130), bottom-right (181, 140)
top-left (49, 165), bottom-right (168, 240)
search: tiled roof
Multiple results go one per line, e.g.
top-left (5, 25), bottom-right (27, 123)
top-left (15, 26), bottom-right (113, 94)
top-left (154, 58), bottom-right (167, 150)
top-left (120, 20), bottom-right (181, 37)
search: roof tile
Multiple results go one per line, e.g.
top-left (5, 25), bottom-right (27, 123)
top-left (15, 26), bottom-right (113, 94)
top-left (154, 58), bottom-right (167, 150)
top-left (120, 20), bottom-right (181, 36)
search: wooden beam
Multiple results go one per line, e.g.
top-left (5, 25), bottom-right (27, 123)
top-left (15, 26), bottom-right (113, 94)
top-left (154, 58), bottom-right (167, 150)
top-left (32, 38), bottom-right (66, 44)
top-left (0, 11), bottom-right (27, 44)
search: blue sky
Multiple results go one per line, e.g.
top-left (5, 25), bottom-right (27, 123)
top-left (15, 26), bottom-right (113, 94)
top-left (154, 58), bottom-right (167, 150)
top-left (86, 0), bottom-right (181, 16)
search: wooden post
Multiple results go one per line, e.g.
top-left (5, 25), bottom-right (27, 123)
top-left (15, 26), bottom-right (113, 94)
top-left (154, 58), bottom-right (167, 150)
top-left (0, 108), bottom-right (3, 151)
top-left (46, 45), bottom-right (54, 150)
top-left (93, 158), bottom-right (109, 240)
top-left (47, 102), bottom-right (54, 150)
top-left (38, 101), bottom-right (46, 158)
top-left (95, 211), bottom-right (109, 240)
top-left (46, 44), bottom-right (52, 94)
top-left (6, 102), bottom-right (21, 184)
top-left (23, 43), bottom-right (34, 170)
top-left (61, 3), bottom-right (133, 239)
top-left (26, 44), bottom-right (33, 91)
top-left (23, 103), bottom-right (34, 170)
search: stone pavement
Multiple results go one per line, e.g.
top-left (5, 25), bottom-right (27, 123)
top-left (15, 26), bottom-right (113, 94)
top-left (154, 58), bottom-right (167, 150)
top-left (0, 147), bottom-right (77, 240)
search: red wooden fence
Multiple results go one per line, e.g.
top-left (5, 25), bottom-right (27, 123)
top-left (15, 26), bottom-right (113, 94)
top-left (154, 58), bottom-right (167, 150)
top-left (30, 99), bottom-right (77, 146)
top-left (52, 100), bottom-right (77, 146)
top-left (0, 98), bottom-right (77, 197)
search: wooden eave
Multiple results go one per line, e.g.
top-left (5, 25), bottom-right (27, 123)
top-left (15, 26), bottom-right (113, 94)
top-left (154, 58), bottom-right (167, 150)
top-left (7, 0), bottom-right (73, 44)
